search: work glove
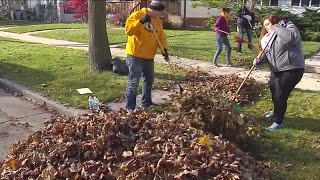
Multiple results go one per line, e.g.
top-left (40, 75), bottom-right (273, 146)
top-left (140, 15), bottom-right (151, 24)
top-left (163, 48), bottom-right (169, 61)
top-left (253, 58), bottom-right (260, 65)
top-left (242, 15), bottom-right (252, 21)
top-left (277, 20), bottom-right (288, 28)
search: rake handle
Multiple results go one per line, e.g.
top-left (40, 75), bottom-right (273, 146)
top-left (246, 19), bottom-right (259, 39)
top-left (232, 64), bottom-right (256, 101)
top-left (150, 24), bottom-right (166, 56)
top-left (216, 29), bottom-right (231, 35)
top-left (231, 32), bottom-right (277, 101)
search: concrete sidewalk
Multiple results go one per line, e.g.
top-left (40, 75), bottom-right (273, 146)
top-left (0, 88), bottom-right (52, 162)
top-left (0, 79), bottom-right (87, 163)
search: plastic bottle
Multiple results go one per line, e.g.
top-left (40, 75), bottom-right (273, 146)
top-left (93, 97), bottom-right (100, 110)
top-left (88, 96), bottom-right (94, 109)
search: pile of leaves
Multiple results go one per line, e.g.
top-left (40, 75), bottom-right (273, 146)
top-left (166, 70), bottom-right (260, 144)
top-left (1, 110), bottom-right (269, 179)
top-left (183, 70), bottom-right (259, 104)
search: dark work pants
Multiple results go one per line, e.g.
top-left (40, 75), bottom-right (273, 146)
top-left (269, 69), bottom-right (304, 124)
top-left (236, 24), bottom-right (253, 52)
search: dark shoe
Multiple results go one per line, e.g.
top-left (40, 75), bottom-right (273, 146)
top-left (141, 102), bottom-right (158, 110)
top-left (236, 46), bottom-right (242, 53)
top-left (248, 43), bottom-right (254, 50)
top-left (212, 63), bottom-right (220, 67)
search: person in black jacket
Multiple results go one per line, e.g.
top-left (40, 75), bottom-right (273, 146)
top-left (236, 5), bottom-right (255, 53)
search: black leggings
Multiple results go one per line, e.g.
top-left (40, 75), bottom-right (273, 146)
top-left (269, 69), bottom-right (304, 124)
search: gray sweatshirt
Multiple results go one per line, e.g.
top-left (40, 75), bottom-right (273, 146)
top-left (258, 22), bottom-right (305, 72)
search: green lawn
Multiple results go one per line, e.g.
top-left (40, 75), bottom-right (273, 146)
top-left (32, 28), bottom-right (320, 68)
top-left (0, 37), bottom-right (185, 108)
top-left (0, 19), bottom-right (44, 28)
top-left (245, 88), bottom-right (320, 179)
top-left (1, 23), bottom-right (88, 33)
top-left (34, 28), bottom-right (127, 45)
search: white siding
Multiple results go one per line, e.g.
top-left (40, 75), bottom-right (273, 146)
top-left (279, 0), bottom-right (292, 6)
top-left (181, 0), bottom-right (219, 18)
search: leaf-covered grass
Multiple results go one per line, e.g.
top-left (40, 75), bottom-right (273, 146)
top-left (0, 38), bottom-right (185, 108)
top-left (34, 28), bottom-right (127, 45)
top-left (1, 23), bottom-right (88, 33)
top-left (245, 86), bottom-right (320, 179)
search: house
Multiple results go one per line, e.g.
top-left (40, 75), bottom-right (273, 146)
top-left (5, 0), bottom-right (58, 21)
top-left (180, 0), bottom-right (219, 27)
top-left (6, 0), bottom-right (319, 26)
top-left (105, 0), bottom-right (218, 27)
top-left (261, 0), bottom-right (320, 14)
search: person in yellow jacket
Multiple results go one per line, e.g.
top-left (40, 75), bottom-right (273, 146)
top-left (125, 0), bottom-right (169, 111)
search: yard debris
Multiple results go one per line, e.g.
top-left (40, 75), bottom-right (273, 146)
top-left (0, 69), bottom-right (267, 179)
top-left (284, 163), bottom-right (294, 171)
top-left (165, 70), bottom-right (260, 144)
top-left (0, 110), bottom-right (270, 179)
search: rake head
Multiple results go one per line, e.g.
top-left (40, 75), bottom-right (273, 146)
top-left (235, 35), bottom-right (255, 49)
top-left (234, 35), bottom-right (247, 43)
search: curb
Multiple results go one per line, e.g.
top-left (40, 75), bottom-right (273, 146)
top-left (0, 77), bottom-right (87, 117)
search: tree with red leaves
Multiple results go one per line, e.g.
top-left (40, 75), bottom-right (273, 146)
top-left (65, 0), bottom-right (88, 22)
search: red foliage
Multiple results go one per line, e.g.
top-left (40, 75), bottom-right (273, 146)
top-left (65, 0), bottom-right (88, 22)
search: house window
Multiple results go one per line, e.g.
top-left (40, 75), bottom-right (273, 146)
top-left (270, 0), bottom-right (279, 6)
top-left (301, 0), bottom-right (310, 6)
top-left (291, 0), bottom-right (319, 6)
top-left (311, 0), bottom-right (320, 6)
top-left (258, 0), bottom-right (269, 6)
top-left (291, 0), bottom-right (300, 6)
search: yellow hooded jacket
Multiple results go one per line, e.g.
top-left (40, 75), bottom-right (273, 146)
top-left (125, 8), bottom-right (167, 60)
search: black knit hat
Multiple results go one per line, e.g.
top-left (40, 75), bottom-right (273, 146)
top-left (149, 0), bottom-right (166, 11)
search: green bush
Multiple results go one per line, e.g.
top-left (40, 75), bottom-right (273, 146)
top-left (256, 8), bottom-right (320, 42)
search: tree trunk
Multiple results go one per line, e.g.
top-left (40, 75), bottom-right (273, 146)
top-left (247, 0), bottom-right (257, 12)
top-left (88, 0), bottom-right (112, 71)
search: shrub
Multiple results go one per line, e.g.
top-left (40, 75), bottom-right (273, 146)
top-left (106, 12), bottom-right (128, 27)
top-left (256, 8), bottom-right (320, 42)
top-left (163, 14), bottom-right (183, 29)
top-left (65, 0), bottom-right (88, 22)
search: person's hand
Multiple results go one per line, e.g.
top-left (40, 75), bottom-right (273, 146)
top-left (253, 58), bottom-right (260, 65)
top-left (163, 48), bottom-right (169, 61)
top-left (242, 15), bottom-right (252, 21)
top-left (140, 15), bottom-right (151, 24)
top-left (277, 20), bottom-right (288, 28)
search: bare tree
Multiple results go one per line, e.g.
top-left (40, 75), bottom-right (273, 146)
top-left (88, 0), bottom-right (112, 71)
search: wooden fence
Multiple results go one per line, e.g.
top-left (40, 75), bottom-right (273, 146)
top-left (106, 1), bottom-right (181, 15)
top-left (106, 1), bottom-right (138, 14)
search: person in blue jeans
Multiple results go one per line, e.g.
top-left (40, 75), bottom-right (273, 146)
top-left (125, 0), bottom-right (169, 111)
top-left (212, 8), bottom-right (232, 67)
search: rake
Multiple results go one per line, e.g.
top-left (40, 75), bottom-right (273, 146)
top-left (149, 23), bottom-right (184, 94)
top-left (230, 32), bottom-right (277, 102)
top-left (215, 29), bottom-right (255, 48)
